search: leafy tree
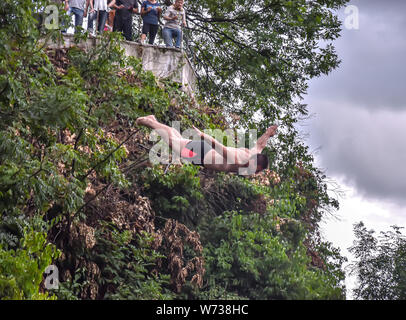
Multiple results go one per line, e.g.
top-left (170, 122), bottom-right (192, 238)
top-left (349, 222), bottom-right (406, 300)
top-left (142, 170), bottom-right (347, 299)
top-left (0, 228), bottom-right (60, 300)
top-left (0, 0), bottom-right (173, 299)
top-left (141, 164), bottom-right (203, 226)
top-left (184, 0), bottom-right (349, 128)
top-left (198, 210), bottom-right (345, 299)
top-left (89, 224), bottom-right (173, 300)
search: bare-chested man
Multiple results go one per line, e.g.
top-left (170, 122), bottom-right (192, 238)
top-left (136, 115), bottom-right (277, 175)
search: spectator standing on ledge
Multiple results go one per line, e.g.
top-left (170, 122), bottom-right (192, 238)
top-left (162, 0), bottom-right (186, 49)
top-left (140, 0), bottom-right (162, 45)
top-left (106, 2), bottom-right (116, 31)
top-left (86, 0), bottom-right (116, 35)
top-left (113, 0), bottom-right (139, 41)
top-left (64, 0), bottom-right (88, 33)
top-left (85, 0), bottom-right (96, 34)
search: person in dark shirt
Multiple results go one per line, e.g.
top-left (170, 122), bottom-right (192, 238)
top-left (140, 0), bottom-right (162, 45)
top-left (112, 0), bottom-right (139, 41)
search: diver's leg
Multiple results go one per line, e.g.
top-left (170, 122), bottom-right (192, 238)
top-left (136, 116), bottom-right (190, 154)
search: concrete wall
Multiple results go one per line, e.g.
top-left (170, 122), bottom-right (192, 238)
top-left (48, 35), bottom-right (197, 97)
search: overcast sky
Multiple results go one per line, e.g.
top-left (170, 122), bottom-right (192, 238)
top-left (301, 0), bottom-right (406, 298)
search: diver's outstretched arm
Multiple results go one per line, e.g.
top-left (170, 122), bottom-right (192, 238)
top-left (252, 125), bottom-right (278, 153)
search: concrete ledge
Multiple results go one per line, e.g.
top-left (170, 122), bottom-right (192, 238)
top-left (46, 34), bottom-right (197, 97)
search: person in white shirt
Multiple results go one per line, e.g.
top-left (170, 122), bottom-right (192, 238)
top-left (162, 0), bottom-right (186, 48)
top-left (86, 0), bottom-right (116, 34)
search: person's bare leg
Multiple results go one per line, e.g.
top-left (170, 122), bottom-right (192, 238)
top-left (136, 115), bottom-right (183, 139)
top-left (136, 115), bottom-right (190, 154)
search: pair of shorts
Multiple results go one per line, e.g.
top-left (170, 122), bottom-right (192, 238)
top-left (113, 15), bottom-right (132, 41)
top-left (142, 22), bottom-right (159, 44)
top-left (181, 140), bottom-right (212, 166)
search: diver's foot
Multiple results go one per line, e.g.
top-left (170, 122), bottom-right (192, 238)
top-left (136, 115), bottom-right (157, 126)
top-left (146, 115), bottom-right (157, 121)
top-left (136, 116), bottom-right (150, 126)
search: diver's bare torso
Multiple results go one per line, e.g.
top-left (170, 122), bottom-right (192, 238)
top-left (201, 147), bottom-right (253, 173)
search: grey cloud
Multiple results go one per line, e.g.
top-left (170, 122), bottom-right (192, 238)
top-left (300, 0), bottom-right (406, 206)
top-left (309, 0), bottom-right (406, 111)
top-left (304, 99), bottom-right (406, 206)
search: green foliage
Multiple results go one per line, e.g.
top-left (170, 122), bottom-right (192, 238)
top-left (142, 164), bottom-right (347, 300)
top-left (92, 224), bottom-right (173, 300)
top-left (199, 210), bottom-right (345, 300)
top-left (141, 165), bottom-right (203, 225)
top-left (0, 0), bottom-right (174, 300)
top-left (349, 222), bottom-right (406, 300)
top-left (54, 224), bottom-right (173, 300)
top-left (0, 0), bottom-right (172, 223)
top-left (204, 173), bottom-right (265, 216)
top-left (54, 267), bottom-right (87, 300)
top-left (185, 0), bottom-right (350, 128)
top-left (0, 229), bottom-right (60, 300)
top-left (315, 240), bottom-right (347, 294)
